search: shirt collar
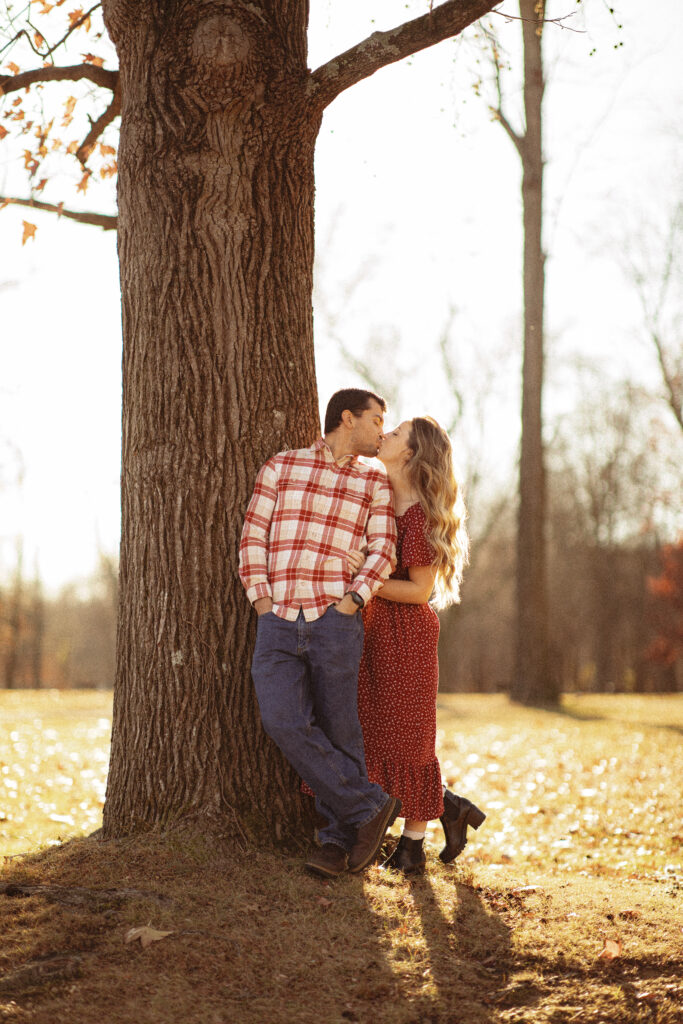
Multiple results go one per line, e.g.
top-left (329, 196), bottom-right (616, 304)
top-left (312, 436), bottom-right (358, 469)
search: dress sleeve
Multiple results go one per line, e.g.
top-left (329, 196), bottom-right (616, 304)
top-left (402, 506), bottom-right (436, 567)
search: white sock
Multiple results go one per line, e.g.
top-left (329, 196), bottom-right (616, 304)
top-left (403, 828), bottom-right (425, 841)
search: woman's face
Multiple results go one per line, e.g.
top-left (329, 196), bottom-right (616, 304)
top-left (378, 420), bottom-right (413, 467)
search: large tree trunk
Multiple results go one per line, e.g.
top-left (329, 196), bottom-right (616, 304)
top-left (102, 1), bottom-right (320, 839)
top-left (511, 0), bottom-right (557, 705)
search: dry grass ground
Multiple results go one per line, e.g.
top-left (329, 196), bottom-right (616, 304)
top-left (1, 691), bottom-right (682, 1024)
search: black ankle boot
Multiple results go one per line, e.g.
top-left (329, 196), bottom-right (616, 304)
top-left (384, 835), bottom-right (426, 874)
top-left (439, 791), bottom-right (486, 864)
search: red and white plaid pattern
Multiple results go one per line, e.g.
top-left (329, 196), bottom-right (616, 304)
top-left (239, 438), bottom-right (397, 622)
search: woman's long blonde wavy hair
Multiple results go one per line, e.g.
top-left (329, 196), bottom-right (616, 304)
top-left (405, 417), bottom-right (469, 608)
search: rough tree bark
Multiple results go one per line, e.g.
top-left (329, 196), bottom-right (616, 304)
top-left (98, 0), bottom-right (499, 840)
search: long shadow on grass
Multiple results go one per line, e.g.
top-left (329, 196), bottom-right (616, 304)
top-left (552, 705), bottom-right (683, 736)
top-left (396, 870), bottom-right (518, 1022)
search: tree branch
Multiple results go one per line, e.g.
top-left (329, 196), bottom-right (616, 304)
top-left (77, 81), bottom-right (121, 165)
top-left (489, 8), bottom-right (584, 32)
top-left (0, 64), bottom-right (118, 98)
top-left (0, 195), bottom-right (117, 231)
top-left (308, 0), bottom-right (500, 110)
top-left (483, 24), bottom-right (524, 156)
top-left (651, 330), bottom-right (683, 433)
top-left (492, 105), bottom-right (524, 154)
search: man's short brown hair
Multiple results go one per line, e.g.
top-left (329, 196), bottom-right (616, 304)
top-left (324, 389), bottom-right (386, 435)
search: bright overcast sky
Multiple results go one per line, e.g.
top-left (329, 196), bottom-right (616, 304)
top-left (1, 0), bottom-right (681, 591)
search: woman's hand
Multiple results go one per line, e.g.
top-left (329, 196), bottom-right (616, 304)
top-left (347, 549), bottom-right (365, 576)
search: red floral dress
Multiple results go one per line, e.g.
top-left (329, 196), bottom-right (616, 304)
top-left (357, 502), bottom-right (444, 821)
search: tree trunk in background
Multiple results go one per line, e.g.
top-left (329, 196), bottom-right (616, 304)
top-left (29, 571), bottom-right (44, 689)
top-left (4, 541), bottom-right (24, 690)
top-left (102, 1), bottom-right (320, 839)
top-left (511, 0), bottom-right (557, 705)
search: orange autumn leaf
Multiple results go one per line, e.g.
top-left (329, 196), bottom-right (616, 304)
top-left (98, 143), bottom-right (116, 157)
top-left (37, 1), bottom-right (54, 12)
top-left (35, 178), bottom-right (48, 192)
top-left (76, 169), bottom-right (92, 193)
top-left (598, 938), bottom-right (622, 961)
top-left (82, 53), bottom-right (105, 67)
top-left (68, 8), bottom-right (84, 27)
top-left (66, 140), bottom-right (79, 154)
top-left (5, 62), bottom-right (20, 75)
top-left (34, 32), bottom-right (45, 48)
top-left (63, 96), bottom-right (77, 118)
top-left (57, 201), bottom-right (64, 216)
top-left (100, 161), bottom-right (117, 179)
top-left (12, 96), bottom-right (23, 107)
top-left (22, 221), bottom-right (37, 245)
top-left (0, 125), bottom-right (8, 140)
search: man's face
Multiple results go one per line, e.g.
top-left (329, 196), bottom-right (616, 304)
top-left (349, 400), bottom-right (385, 457)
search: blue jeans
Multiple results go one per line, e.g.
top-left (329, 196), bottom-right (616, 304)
top-left (251, 606), bottom-right (389, 850)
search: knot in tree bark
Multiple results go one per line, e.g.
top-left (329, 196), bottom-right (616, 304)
top-left (177, 6), bottom-right (278, 113)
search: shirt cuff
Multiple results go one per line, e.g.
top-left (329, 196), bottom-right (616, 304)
top-left (247, 582), bottom-right (272, 605)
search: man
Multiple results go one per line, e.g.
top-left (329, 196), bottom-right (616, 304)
top-left (239, 388), bottom-right (401, 878)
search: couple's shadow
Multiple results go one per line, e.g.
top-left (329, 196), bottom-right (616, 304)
top-left (329, 851), bottom-right (514, 1023)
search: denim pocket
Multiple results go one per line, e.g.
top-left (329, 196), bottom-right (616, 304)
top-left (329, 605), bottom-right (358, 620)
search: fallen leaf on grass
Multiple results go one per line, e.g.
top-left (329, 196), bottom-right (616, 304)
top-left (618, 909), bottom-right (641, 920)
top-left (317, 897), bottom-right (333, 910)
top-left (598, 937), bottom-right (622, 961)
top-left (510, 886), bottom-right (542, 896)
top-left (125, 926), bottom-right (173, 949)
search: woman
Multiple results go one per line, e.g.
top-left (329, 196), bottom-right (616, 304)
top-left (353, 416), bottom-right (485, 873)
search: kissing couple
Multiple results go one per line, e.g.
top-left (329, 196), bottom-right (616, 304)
top-left (239, 388), bottom-right (485, 877)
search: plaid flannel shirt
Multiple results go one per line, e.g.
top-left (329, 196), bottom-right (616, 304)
top-left (239, 438), bottom-right (397, 622)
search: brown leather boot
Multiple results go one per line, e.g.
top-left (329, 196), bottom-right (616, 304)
top-left (348, 797), bottom-right (402, 874)
top-left (305, 843), bottom-right (348, 879)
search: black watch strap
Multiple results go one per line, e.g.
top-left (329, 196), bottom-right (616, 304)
top-left (348, 591), bottom-right (365, 609)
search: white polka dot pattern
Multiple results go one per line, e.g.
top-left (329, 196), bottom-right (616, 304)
top-left (358, 503), bottom-right (445, 822)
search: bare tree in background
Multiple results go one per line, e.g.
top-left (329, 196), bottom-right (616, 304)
top-left (620, 196), bottom-right (683, 434)
top-left (28, 565), bottom-right (45, 689)
top-left (548, 374), bottom-right (679, 691)
top-left (486, 0), bottom-right (555, 704)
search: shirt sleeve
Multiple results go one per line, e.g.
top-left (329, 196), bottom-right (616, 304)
top-left (348, 476), bottom-right (397, 606)
top-left (402, 506), bottom-right (436, 567)
top-left (238, 458), bottom-right (279, 605)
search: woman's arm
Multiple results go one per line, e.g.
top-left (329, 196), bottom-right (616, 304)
top-left (377, 564), bottom-right (437, 604)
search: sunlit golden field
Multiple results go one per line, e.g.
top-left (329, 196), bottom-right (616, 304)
top-left (1, 691), bottom-right (111, 859)
top-left (2, 690), bottom-right (681, 881)
top-left (435, 694), bottom-right (683, 882)
top-left (2, 691), bottom-right (682, 1024)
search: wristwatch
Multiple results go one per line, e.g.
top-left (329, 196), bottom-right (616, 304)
top-left (348, 591), bottom-right (365, 609)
